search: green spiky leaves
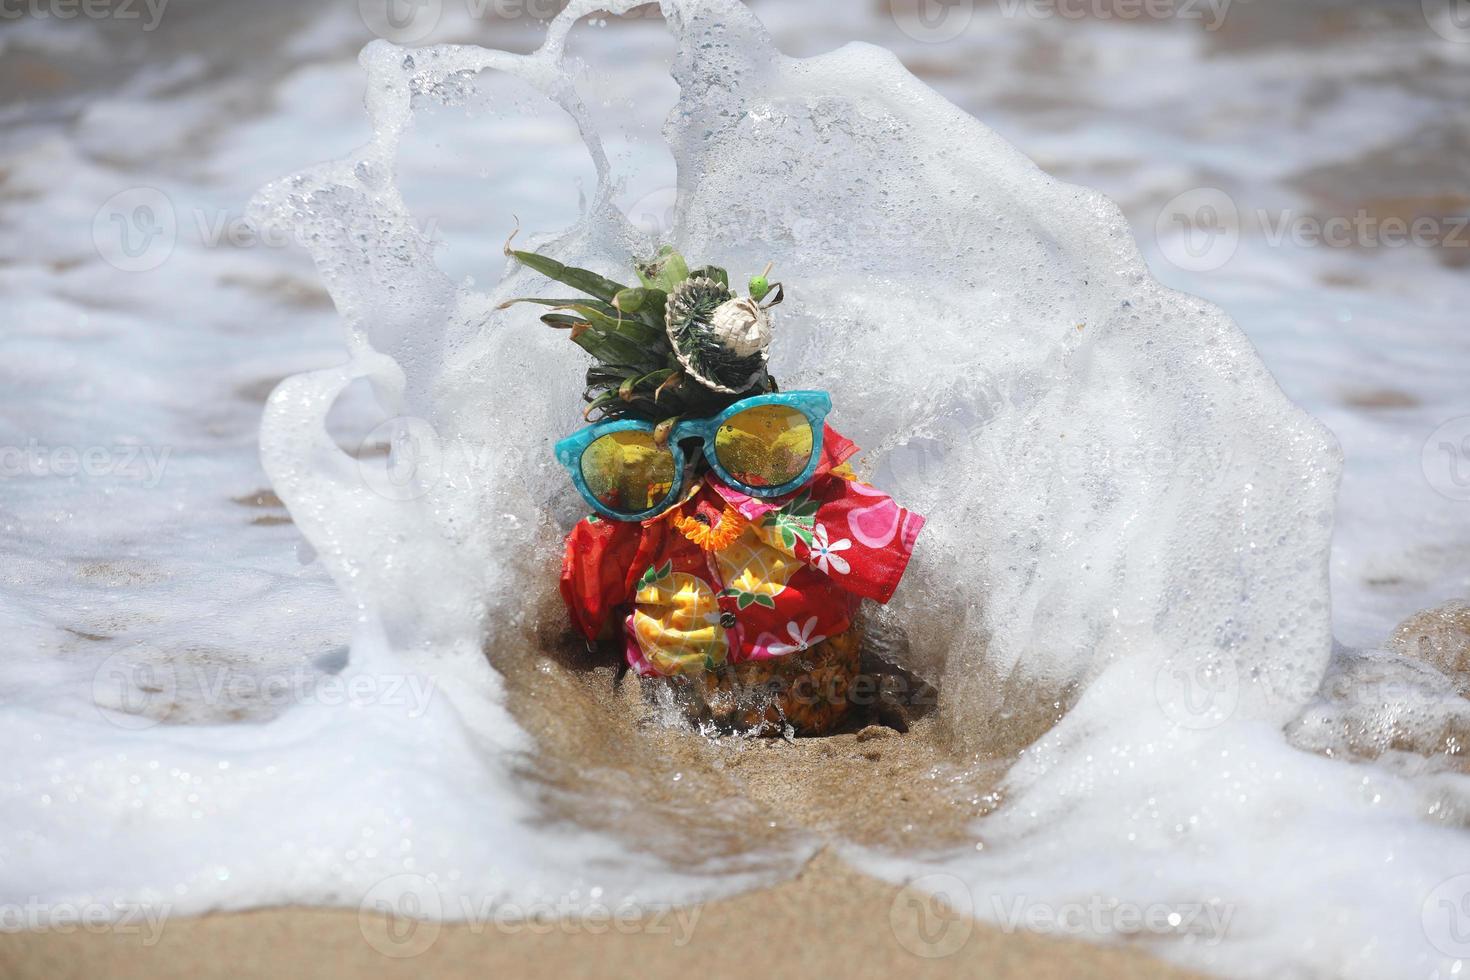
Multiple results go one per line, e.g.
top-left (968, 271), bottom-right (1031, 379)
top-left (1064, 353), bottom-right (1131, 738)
top-left (502, 238), bottom-right (781, 423)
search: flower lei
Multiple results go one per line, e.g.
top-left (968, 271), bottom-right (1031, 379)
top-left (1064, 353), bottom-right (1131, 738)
top-left (673, 504), bottom-right (748, 552)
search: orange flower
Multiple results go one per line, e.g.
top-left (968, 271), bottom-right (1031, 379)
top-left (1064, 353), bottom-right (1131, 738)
top-left (673, 505), bottom-right (748, 552)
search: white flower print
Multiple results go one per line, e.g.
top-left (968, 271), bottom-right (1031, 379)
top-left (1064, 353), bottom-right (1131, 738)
top-left (768, 617), bottom-right (826, 657)
top-left (809, 523), bottom-right (852, 576)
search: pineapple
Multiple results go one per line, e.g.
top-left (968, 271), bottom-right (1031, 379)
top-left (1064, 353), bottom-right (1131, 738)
top-left (517, 237), bottom-right (871, 737)
top-left (683, 625), bottom-right (866, 736)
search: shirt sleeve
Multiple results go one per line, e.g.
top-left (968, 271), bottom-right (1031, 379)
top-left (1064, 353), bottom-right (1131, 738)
top-left (559, 517), bottom-right (643, 642)
top-left (755, 471), bottom-right (925, 605)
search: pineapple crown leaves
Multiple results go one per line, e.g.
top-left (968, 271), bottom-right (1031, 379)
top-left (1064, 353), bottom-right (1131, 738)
top-left (499, 227), bottom-right (784, 424)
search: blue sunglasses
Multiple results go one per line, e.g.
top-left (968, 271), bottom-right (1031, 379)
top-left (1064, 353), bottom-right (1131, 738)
top-left (555, 391), bottom-right (832, 521)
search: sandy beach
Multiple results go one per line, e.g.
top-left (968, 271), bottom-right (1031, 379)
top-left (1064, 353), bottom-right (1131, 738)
top-left (0, 852), bottom-right (1197, 980)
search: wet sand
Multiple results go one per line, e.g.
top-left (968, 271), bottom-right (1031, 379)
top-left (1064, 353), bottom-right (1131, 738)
top-left (0, 851), bottom-right (1198, 980)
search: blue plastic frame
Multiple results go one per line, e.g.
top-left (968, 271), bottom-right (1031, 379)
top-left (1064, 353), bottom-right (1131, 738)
top-left (555, 390), bottom-right (833, 521)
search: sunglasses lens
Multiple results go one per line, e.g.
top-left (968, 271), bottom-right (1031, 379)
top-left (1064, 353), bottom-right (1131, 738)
top-left (581, 430), bottom-right (676, 515)
top-left (714, 404), bottom-right (814, 489)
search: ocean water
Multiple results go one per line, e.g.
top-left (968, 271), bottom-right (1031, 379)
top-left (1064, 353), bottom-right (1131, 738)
top-left (1, 0), bottom-right (1468, 976)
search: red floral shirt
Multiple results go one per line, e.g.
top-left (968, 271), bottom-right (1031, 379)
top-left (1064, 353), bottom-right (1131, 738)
top-left (559, 426), bottom-right (925, 677)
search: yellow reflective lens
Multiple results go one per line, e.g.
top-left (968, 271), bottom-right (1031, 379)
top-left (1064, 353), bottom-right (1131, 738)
top-left (714, 404), bottom-right (813, 489)
top-left (581, 430), bottom-right (676, 514)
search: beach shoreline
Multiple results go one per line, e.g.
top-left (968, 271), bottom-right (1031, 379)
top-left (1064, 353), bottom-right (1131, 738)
top-left (0, 851), bottom-right (1199, 980)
